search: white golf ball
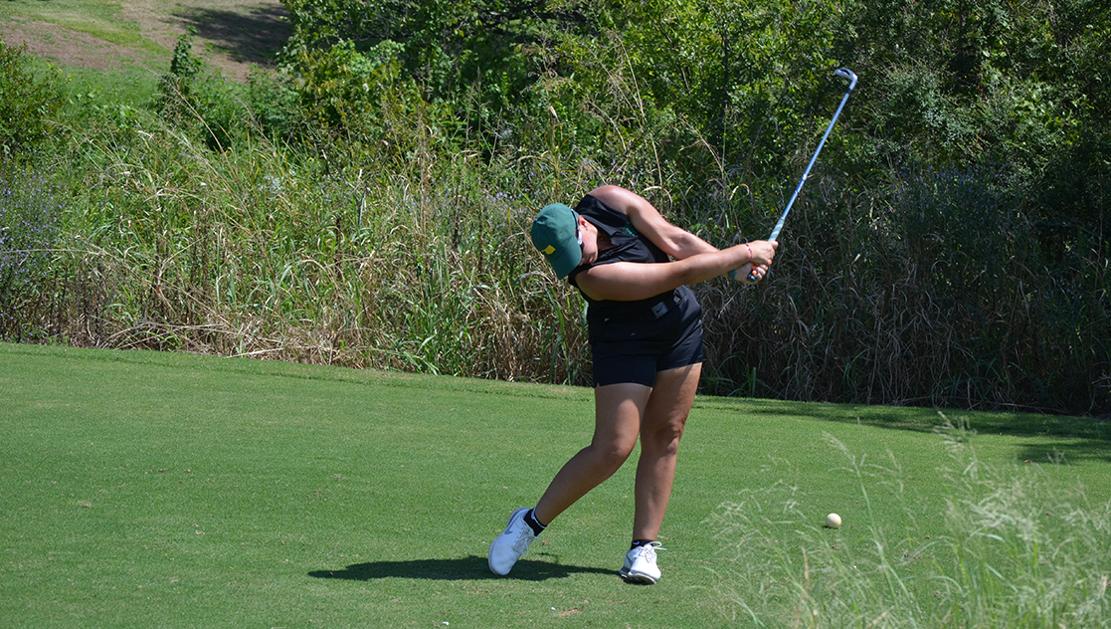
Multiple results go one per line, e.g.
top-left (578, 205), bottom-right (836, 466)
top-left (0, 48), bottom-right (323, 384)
top-left (825, 513), bottom-right (842, 528)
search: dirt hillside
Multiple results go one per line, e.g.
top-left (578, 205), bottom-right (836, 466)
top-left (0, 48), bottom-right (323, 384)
top-left (1, 0), bottom-right (291, 81)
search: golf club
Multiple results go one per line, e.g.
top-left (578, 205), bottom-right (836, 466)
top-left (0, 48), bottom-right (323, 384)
top-left (748, 67), bottom-right (857, 282)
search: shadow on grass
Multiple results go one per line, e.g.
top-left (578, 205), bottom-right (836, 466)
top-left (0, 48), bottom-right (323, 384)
top-left (728, 400), bottom-right (1111, 466)
top-left (1014, 441), bottom-right (1111, 465)
top-left (175, 4), bottom-right (291, 66)
top-left (308, 555), bottom-right (614, 582)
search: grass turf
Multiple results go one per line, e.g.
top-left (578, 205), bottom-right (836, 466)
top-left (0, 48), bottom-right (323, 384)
top-left (1, 342), bottom-right (1108, 626)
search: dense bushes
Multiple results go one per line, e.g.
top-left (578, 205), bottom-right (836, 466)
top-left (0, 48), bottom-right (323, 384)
top-left (0, 42), bottom-right (64, 157)
top-left (155, 31), bottom-right (252, 151)
top-left (2, 2), bottom-right (1108, 414)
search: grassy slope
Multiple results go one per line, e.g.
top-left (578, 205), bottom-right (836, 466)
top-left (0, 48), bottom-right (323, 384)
top-left (1, 0), bottom-right (286, 104)
top-left (1, 1), bottom-right (163, 102)
top-left (1, 342), bottom-right (1107, 626)
top-left (1, 1), bottom-right (163, 51)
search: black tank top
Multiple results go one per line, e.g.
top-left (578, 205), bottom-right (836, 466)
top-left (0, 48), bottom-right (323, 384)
top-left (567, 194), bottom-right (695, 326)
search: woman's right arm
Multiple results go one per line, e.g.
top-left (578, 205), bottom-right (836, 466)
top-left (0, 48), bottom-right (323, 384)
top-left (576, 241), bottom-right (777, 302)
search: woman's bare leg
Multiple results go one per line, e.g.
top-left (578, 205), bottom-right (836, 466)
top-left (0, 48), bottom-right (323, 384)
top-left (533, 382), bottom-right (652, 525)
top-left (632, 363), bottom-right (702, 540)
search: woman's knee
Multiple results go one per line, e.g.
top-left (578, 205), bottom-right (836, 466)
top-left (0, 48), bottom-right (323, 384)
top-left (642, 415), bottom-right (687, 455)
top-left (588, 439), bottom-right (636, 471)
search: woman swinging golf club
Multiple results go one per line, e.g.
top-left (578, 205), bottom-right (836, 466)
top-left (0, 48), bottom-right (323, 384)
top-left (487, 185), bottom-right (777, 584)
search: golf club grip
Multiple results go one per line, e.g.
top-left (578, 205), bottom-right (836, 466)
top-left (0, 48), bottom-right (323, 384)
top-left (744, 238), bottom-right (778, 282)
top-left (745, 264), bottom-right (769, 283)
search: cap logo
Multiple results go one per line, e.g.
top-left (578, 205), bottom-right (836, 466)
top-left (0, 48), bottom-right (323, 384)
top-left (543, 245), bottom-right (556, 255)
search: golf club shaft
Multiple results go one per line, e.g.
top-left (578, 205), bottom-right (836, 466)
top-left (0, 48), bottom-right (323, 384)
top-left (748, 68), bottom-right (856, 281)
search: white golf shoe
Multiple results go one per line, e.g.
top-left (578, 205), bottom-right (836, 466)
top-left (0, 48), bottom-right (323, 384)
top-left (619, 542), bottom-right (662, 584)
top-left (487, 508), bottom-right (537, 576)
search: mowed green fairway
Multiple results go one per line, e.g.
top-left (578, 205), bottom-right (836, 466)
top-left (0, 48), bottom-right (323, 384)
top-left (2, 343), bottom-right (1108, 626)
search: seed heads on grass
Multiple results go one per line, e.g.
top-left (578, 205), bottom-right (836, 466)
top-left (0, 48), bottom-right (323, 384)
top-left (706, 429), bottom-right (1111, 626)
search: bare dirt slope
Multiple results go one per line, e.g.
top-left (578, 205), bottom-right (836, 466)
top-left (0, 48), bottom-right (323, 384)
top-left (0, 0), bottom-right (290, 81)
top-left (123, 0), bottom-right (290, 80)
top-left (1, 18), bottom-right (145, 72)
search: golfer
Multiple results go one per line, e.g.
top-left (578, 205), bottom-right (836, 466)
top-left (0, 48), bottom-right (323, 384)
top-left (487, 185), bottom-right (778, 583)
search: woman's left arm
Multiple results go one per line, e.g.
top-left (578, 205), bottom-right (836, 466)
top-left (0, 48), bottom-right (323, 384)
top-left (588, 185), bottom-right (717, 259)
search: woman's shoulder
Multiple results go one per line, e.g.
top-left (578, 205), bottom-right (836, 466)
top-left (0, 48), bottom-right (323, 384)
top-left (576, 186), bottom-right (633, 225)
top-left (579, 185), bottom-right (633, 213)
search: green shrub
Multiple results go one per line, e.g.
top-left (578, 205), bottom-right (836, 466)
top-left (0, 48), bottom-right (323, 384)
top-left (0, 41), bottom-right (64, 158)
top-left (156, 31), bottom-right (248, 151)
top-left (288, 39), bottom-right (407, 134)
top-left (246, 69), bottom-right (302, 142)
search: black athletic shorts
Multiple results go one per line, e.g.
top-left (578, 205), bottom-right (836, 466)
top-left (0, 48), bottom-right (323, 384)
top-left (589, 288), bottom-right (705, 387)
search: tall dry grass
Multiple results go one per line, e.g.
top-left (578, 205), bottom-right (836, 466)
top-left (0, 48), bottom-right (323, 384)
top-left (5, 106), bottom-right (598, 383)
top-left (704, 419), bottom-right (1110, 626)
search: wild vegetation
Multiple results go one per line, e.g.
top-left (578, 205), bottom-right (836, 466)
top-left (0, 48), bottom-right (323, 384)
top-left (2, 0), bottom-right (1108, 414)
top-left (708, 425), bottom-right (1110, 626)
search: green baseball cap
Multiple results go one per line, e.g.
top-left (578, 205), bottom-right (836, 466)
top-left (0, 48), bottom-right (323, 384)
top-left (530, 203), bottom-right (582, 278)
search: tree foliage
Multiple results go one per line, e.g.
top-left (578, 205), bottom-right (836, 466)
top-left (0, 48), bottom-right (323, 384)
top-left (269, 0), bottom-right (1110, 413)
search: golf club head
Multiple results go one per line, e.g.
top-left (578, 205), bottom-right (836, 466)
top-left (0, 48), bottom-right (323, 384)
top-left (834, 67), bottom-right (858, 91)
